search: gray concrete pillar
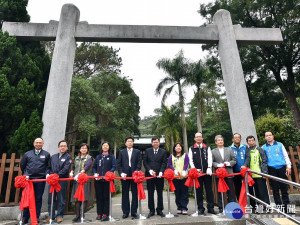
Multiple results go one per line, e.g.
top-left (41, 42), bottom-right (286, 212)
top-left (42, 4), bottom-right (80, 154)
top-left (213, 9), bottom-right (258, 144)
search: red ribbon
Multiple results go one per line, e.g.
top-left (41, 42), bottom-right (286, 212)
top-left (132, 171), bottom-right (146, 200)
top-left (163, 169), bottom-right (176, 191)
top-left (74, 173), bottom-right (89, 201)
top-left (15, 176), bottom-right (38, 225)
top-left (105, 171), bottom-right (116, 193)
top-left (216, 168), bottom-right (229, 192)
top-left (239, 167), bottom-right (255, 214)
top-left (46, 174), bottom-right (61, 193)
top-left (185, 168), bottom-right (200, 188)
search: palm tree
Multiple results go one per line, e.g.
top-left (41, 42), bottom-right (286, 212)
top-left (151, 104), bottom-right (181, 152)
top-left (155, 50), bottom-right (190, 152)
top-left (187, 60), bottom-right (212, 132)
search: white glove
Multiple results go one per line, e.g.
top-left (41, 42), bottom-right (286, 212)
top-left (25, 176), bottom-right (29, 180)
top-left (46, 174), bottom-right (50, 179)
top-left (182, 170), bottom-right (187, 177)
top-left (74, 173), bottom-right (80, 181)
top-left (224, 162), bottom-right (231, 167)
top-left (174, 170), bottom-right (179, 176)
top-left (149, 170), bottom-right (154, 176)
top-left (206, 168), bottom-right (212, 176)
top-left (121, 173), bottom-right (127, 178)
top-left (197, 169), bottom-right (202, 173)
top-left (69, 172), bottom-right (74, 177)
top-left (94, 173), bottom-right (100, 180)
top-left (217, 163), bottom-right (225, 168)
top-left (158, 172), bottom-right (163, 178)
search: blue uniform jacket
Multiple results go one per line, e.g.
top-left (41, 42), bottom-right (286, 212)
top-left (93, 153), bottom-right (116, 176)
top-left (229, 143), bottom-right (246, 172)
top-left (20, 149), bottom-right (50, 179)
top-left (49, 152), bottom-right (72, 178)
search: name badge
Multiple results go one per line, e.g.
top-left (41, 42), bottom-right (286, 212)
top-left (61, 158), bottom-right (66, 162)
top-left (40, 155), bottom-right (45, 159)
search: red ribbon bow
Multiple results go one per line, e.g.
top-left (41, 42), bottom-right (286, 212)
top-left (216, 168), bottom-right (229, 192)
top-left (15, 176), bottom-right (38, 225)
top-left (105, 171), bottom-right (116, 193)
top-left (74, 173), bottom-right (89, 201)
top-left (163, 169), bottom-right (176, 191)
top-left (47, 174), bottom-right (61, 193)
top-left (132, 171), bottom-right (146, 200)
top-left (239, 167), bottom-right (255, 214)
top-left (185, 168), bottom-right (200, 188)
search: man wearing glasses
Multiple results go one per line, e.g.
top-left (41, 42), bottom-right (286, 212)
top-left (43, 140), bottom-right (72, 223)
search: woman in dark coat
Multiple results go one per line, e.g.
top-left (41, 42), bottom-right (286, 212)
top-left (93, 142), bottom-right (116, 221)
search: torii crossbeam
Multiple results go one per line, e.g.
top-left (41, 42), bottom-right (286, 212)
top-left (2, 4), bottom-right (282, 154)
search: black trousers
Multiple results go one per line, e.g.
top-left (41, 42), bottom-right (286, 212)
top-left (147, 177), bottom-right (164, 212)
top-left (173, 178), bottom-right (189, 211)
top-left (233, 174), bottom-right (243, 201)
top-left (23, 181), bottom-right (46, 220)
top-left (95, 180), bottom-right (110, 216)
top-left (216, 178), bottom-right (235, 211)
top-left (268, 166), bottom-right (290, 206)
top-left (121, 172), bottom-right (138, 215)
top-left (196, 175), bottom-right (214, 212)
top-left (249, 177), bottom-right (270, 208)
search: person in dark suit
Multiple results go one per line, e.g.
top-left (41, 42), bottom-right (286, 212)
top-left (143, 137), bottom-right (167, 218)
top-left (20, 137), bottom-right (50, 224)
top-left (211, 135), bottom-right (237, 215)
top-left (117, 136), bottom-right (142, 219)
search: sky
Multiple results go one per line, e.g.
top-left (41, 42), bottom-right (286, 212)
top-left (27, 0), bottom-right (212, 119)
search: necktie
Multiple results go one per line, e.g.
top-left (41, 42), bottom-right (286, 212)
top-left (36, 150), bottom-right (39, 156)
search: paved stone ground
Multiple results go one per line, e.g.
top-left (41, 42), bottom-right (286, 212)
top-left (2, 191), bottom-right (300, 225)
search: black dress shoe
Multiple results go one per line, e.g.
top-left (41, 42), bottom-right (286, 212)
top-left (122, 214), bottom-right (129, 218)
top-left (147, 211), bottom-right (155, 217)
top-left (72, 216), bottom-right (80, 222)
top-left (157, 211), bottom-right (165, 217)
top-left (131, 213), bottom-right (138, 218)
top-left (198, 210), bottom-right (206, 216)
top-left (208, 209), bottom-right (217, 214)
top-left (22, 219), bottom-right (29, 225)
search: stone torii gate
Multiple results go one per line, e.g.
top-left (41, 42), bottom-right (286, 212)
top-left (3, 4), bottom-right (282, 155)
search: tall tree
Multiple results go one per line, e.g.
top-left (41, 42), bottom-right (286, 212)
top-left (186, 60), bottom-right (218, 132)
top-left (67, 73), bottom-right (140, 153)
top-left (199, 0), bottom-right (300, 129)
top-left (0, 0), bottom-right (50, 153)
top-left (151, 104), bottom-right (181, 152)
top-left (74, 42), bottom-right (122, 78)
top-left (155, 50), bottom-right (190, 152)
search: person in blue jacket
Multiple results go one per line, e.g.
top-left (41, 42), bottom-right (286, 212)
top-left (93, 142), bottom-right (116, 221)
top-left (262, 131), bottom-right (292, 212)
top-left (43, 140), bottom-right (72, 223)
top-left (229, 133), bottom-right (246, 201)
top-left (20, 137), bottom-right (50, 224)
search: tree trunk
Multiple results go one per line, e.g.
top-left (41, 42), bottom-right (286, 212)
top-left (170, 135), bottom-right (174, 152)
top-left (272, 69), bottom-right (300, 130)
top-left (283, 90), bottom-right (300, 129)
top-left (178, 83), bottom-right (188, 153)
top-left (196, 96), bottom-right (203, 133)
top-left (114, 141), bottom-right (117, 157)
top-left (87, 134), bottom-right (91, 146)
